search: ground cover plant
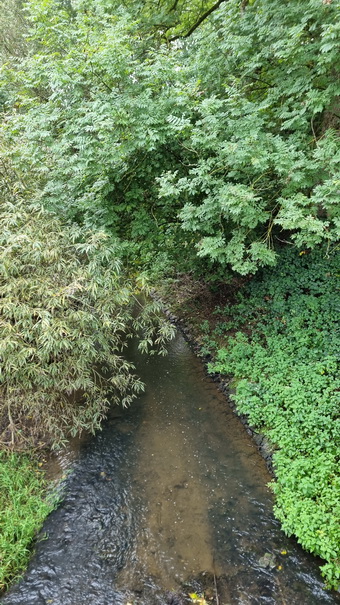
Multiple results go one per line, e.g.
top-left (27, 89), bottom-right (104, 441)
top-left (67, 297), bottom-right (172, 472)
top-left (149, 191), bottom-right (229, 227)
top-left (0, 452), bottom-right (54, 591)
top-left (208, 247), bottom-right (340, 588)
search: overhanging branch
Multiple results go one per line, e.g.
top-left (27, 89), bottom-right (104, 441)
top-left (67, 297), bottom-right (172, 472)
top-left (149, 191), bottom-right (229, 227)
top-left (168, 0), bottom-right (180, 11)
top-left (168, 0), bottom-right (228, 41)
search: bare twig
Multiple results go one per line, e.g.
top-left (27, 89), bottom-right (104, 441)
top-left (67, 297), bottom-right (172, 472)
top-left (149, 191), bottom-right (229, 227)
top-left (213, 572), bottom-right (220, 605)
top-left (7, 402), bottom-right (15, 447)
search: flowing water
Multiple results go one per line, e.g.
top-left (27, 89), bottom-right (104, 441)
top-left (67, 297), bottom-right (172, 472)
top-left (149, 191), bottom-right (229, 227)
top-left (2, 332), bottom-right (339, 605)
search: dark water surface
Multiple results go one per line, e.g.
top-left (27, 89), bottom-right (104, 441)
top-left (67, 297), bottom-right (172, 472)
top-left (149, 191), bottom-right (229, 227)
top-left (2, 333), bottom-right (339, 605)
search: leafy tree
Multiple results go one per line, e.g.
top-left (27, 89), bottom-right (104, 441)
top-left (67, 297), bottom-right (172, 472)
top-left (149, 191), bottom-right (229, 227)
top-left (2, 0), bottom-right (338, 276)
top-left (127, 0), bottom-right (229, 41)
top-left (158, 0), bottom-right (340, 273)
top-left (0, 0), bottom-right (196, 271)
top-left (0, 0), bottom-right (27, 62)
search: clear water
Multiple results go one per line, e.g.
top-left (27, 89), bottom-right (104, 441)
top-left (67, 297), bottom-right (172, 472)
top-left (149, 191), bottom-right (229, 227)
top-left (2, 333), bottom-right (339, 605)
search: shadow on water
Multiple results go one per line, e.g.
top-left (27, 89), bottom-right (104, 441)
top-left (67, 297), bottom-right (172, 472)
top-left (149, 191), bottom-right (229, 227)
top-left (1, 332), bottom-right (339, 605)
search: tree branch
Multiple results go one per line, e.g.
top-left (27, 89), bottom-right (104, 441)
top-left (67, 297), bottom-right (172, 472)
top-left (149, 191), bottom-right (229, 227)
top-left (168, 0), bottom-right (228, 41)
top-left (168, 0), bottom-right (180, 12)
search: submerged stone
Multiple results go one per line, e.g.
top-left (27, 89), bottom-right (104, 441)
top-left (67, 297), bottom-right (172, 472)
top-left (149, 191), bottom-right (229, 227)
top-left (258, 553), bottom-right (277, 569)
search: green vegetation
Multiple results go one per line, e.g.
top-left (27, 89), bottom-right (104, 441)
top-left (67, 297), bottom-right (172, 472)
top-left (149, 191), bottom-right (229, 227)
top-left (0, 158), bottom-right (174, 450)
top-left (208, 248), bottom-right (340, 587)
top-left (0, 452), bottom-right (54, 591)
top-left (0, 154), bottom-right (173, 588)
top-left (1, 0), bottom-right (339, 276)
top-left (0, 0), bottom-right (339, 592)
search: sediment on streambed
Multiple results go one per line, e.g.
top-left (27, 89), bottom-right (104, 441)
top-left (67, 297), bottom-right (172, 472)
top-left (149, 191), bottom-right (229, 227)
top-left (153, 292), bottom-right (276, 475)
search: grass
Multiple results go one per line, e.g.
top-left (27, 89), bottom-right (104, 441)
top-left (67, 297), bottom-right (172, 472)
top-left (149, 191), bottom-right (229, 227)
top-left (0, 451), bottom-right (54, 592)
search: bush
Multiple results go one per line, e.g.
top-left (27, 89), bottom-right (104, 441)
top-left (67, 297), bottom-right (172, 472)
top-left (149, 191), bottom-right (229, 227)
top-left (0, 167), bottom-right (174, 449)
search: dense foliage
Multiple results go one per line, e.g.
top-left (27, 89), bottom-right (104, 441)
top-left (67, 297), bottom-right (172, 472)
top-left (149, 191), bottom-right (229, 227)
top-left (0, 159), bottom-right (174, 449)
top-left (159, 0), bottom-right (340, 272)
top-left (0, 0), bottom-right (339, 592)
top-left (0, 0), bottom-right (27, 62)
top-left (208, 248), bottom-right (340, 587)
top-left (0, 452), bottom-right (54, 590)
top-left (1, 0), bottom-right (339, 275)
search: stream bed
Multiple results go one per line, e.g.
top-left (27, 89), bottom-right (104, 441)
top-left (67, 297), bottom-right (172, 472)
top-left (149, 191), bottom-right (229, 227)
top-left (2, 332), bottom-right (339, 605)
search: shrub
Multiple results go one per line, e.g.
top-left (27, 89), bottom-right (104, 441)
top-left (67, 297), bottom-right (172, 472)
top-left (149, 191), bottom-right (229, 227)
top-left (0, 166), bottom-right (174, 449)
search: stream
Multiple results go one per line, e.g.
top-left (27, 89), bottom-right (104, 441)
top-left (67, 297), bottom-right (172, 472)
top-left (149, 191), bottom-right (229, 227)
top-left (1, 332), bottom-right (339, 605)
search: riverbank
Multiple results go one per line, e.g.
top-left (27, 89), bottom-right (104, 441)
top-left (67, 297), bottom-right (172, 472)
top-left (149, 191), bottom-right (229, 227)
top-left (156, 247), bottom-right (340, 590)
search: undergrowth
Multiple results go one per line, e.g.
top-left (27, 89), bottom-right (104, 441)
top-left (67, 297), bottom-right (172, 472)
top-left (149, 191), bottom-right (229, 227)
top-left (0, 452), bottom-right (54, 592)
top-left (208, 247), bottom-right (340, 589)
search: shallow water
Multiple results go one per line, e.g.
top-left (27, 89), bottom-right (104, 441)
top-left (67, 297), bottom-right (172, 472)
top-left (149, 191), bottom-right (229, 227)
top-left (2, 333), bottom-right (339, 605)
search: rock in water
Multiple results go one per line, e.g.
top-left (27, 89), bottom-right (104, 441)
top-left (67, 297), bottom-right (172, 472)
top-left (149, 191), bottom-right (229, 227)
top-left (258, 552), bottom-right (277, 569)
